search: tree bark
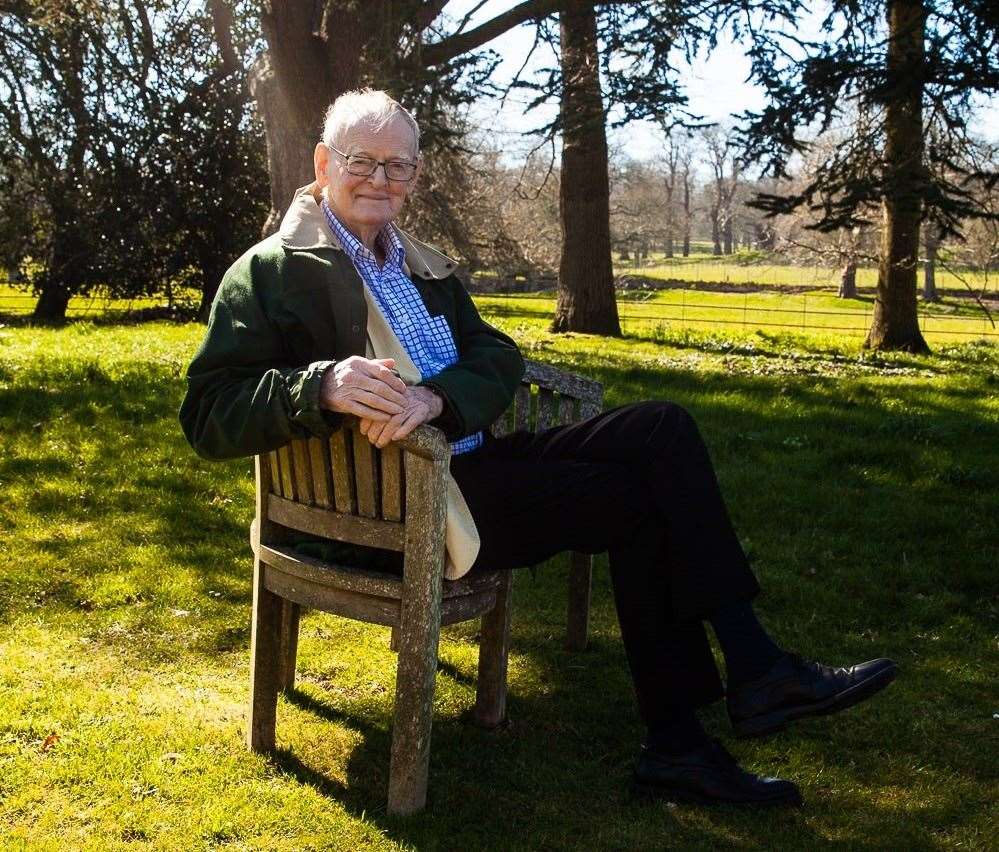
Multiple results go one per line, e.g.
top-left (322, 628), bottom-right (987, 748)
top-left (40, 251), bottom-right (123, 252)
top-left (682, 173), bottom-right (691, 256)
top-left (865, 0), bottom-right (929, 352)
top-left (711, 208), bottom-right (721, 255)
top-left (838, 261), bottom-right (857, 298)
top-left (550, 0), bottom-right (620, 336)
top-left (722, 215), bottom-right (733, 255)
top-left (32, 285), bottom-right (72, 322)
top-left (922, 222), bottom-right (938, 301)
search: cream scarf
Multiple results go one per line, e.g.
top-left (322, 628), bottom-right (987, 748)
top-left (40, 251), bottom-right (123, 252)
top-left (361, 287), bottom-right (481, 580)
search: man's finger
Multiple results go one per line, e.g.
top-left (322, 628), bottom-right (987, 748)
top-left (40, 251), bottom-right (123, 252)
top-left (349, 375), bottom-right (407, 405)
top-left (350, 388), bottom-right (405, 414)
top-left (342, 401), bottom-right (396, 421)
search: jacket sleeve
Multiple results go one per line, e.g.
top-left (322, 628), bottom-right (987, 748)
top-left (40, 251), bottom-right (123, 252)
top-left (419, 279), bottom-right (524, 440)
top-left (179, 256), bottom-right (341, 460)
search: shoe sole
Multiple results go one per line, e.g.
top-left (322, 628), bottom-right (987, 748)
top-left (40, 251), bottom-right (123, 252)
top-left (733, 662), bottom-right (898, 739)
top-left (630, 780), bottom-right (803, 808)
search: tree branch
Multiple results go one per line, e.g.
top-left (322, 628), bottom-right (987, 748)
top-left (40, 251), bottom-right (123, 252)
top-left (421, 0), bottom-right (562, 67)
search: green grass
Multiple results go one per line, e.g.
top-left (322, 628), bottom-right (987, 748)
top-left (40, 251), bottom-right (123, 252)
top-left (1, 317), bottom-right (997, 849)
top-left (477, 289), bottom-right (999, 343)
top-left (615, 252), bottom-right (996, 294)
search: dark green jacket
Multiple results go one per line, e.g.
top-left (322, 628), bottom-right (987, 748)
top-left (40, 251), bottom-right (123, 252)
top-left (179, 185), bottom-right (524, 460)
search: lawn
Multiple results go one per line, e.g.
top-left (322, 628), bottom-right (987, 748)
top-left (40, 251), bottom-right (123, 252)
top-left (618, 251), bottom-right (995, 295)
top-left (1, 316), bottom-right (997, 850)
top-left (477, 290), bottom-right (999, 343)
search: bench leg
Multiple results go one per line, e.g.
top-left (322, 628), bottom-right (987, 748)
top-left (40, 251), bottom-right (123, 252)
top-left (278, 600), bottom-right (301, 692)
top-left (475, 570), bottom-right (513, 728)
top-left (388, 582), bottom-right (445, 815)
top-left (566, 552), bottom-right (592, 652)
top-left (390, 624), bottom-right (400, 652)
top-left (248, 557), bottom-right (282, 752)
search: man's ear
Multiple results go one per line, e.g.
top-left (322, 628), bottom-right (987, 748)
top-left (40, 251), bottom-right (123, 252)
top-left (314, 142), bottom-right (330, 188)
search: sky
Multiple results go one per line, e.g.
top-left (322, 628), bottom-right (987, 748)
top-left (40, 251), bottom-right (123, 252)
top-left (446, 0), bottom-right (999, 163)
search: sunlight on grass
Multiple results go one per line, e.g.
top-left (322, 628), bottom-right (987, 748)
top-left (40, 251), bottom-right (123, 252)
top-left (1, 320), bottom-right (997, 848)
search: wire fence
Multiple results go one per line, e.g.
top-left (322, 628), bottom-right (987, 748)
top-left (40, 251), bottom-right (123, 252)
top-left (478, 291), bottom-right (999, 340)
top-left (3, 286), bottom-right (996, 341)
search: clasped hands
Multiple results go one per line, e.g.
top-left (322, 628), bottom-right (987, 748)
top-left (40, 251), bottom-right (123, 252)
top-left (319, 356), bottom-right (443, 449)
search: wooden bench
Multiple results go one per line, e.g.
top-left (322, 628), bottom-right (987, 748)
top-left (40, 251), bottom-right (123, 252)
top-left (247, 359), bottom-right (603, 815)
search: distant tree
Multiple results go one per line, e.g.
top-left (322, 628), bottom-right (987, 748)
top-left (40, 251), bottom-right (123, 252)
top-left (702, 127), bottom-right (742, 255)
top-left (0, 0), bottom-right (266, 321)
top-left (658, 129), bottom-right (693, 257)
top-left (733, 0), bottom-right (999, 352)
top-left (551, 1), bottom-right (620, 334)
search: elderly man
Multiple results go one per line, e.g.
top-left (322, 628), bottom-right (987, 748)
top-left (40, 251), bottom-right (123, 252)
top-left (180, 89), bottom-right (896, 808)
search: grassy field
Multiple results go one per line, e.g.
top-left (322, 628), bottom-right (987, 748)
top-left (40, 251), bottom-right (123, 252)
top-left (477, 290), bottom-right (999, 343)
top-left (618, 251), bottom-right (995, 294)
top-left (1, 317), bottom-right (997, 850)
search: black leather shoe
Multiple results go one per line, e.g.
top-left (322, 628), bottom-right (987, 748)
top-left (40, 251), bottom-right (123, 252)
top-left (631, 738), bottom-right (803, 807)
top-left (728, 653), bottom-right (897, 739)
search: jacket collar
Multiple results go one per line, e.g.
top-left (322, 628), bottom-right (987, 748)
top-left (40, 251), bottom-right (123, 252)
top-left (278, 182), bottom-right (459, 281)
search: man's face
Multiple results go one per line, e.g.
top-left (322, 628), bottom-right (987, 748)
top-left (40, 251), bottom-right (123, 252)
top-left (315, 115), bottom-right (419, 239)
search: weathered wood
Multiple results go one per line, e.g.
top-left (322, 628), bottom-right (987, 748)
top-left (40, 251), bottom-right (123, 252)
top-left (291, 440), bottom-right (314, 505)
top-left (514, 385), bottom-right (531, 432)
top-left (441, 588), bottom-right (499, 625)
top-left (256, 540), bottom-right (502, 601)
top-left (265, 566), bottom-right (401, 625)
top-left (276, 444), bottom-right (296, 500)
top-left (278, 599), bottom-right (301, 692)
top-left (390, 625), bottom-right (400, 652)
top-left (558, 394), bottom-right (576, 426)
top-left (353, 429), bottom-right (380, 519)
top-left (307, 438), bottom-right (333, 509)
top-left (328, 430), bottom-right (356, 514)
top-left (244, 360), bottom-right (604, 816)
top-left (474, 570), bottom-right (513, 728)
top-left (268, 452), bottom-right (281, 496)
top-left (388, 449), bottom-right (447, 816)
top-left (523, 359), bottom-right (602, 406)
top-left (257, 541), bottom-right (404, 597)
top-left (536, 388), bottom-right (557, 431)
top-left (248, 555), bottom-right (282, 752)
top-left (381, 444), bottom-right (404, 522)
top-left (490, 405), bottom-right (513, 438)
top-left (566, 551), bottom-right (592, 652)
top-left (267, 494), bottom-right (405, 551)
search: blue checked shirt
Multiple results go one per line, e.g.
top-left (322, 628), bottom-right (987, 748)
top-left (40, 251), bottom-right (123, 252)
top-left (322, 200), bottom-right (483, 455)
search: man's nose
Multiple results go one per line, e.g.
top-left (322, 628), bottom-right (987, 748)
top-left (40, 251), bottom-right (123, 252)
top-left (367, 164), bottom-right (389, 187)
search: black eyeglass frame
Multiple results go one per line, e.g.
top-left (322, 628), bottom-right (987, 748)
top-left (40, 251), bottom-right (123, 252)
top-left (326, 143), bottom-right (419, 182)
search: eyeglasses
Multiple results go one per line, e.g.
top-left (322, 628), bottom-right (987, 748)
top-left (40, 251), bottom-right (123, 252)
top-left (327, 144), bottom-right (418, 182)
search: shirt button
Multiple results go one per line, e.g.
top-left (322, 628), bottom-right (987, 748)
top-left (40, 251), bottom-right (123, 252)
top-left (351, 324), bottom-right (360, 333)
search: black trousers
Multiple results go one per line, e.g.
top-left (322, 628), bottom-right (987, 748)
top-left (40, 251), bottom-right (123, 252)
top-left (450, 402), bottom-right (761, 724)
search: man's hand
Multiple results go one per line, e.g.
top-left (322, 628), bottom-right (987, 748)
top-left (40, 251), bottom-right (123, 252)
top-left (320, 356), bottom-right (408, 420)
top-left (359, 386), bottom-right (443, 448)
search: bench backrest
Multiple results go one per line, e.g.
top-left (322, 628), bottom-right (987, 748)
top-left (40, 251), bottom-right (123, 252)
top-left (258, 359), bottom-right (604, 545)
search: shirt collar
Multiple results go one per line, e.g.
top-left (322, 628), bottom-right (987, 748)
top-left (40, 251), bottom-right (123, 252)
top-left (278, 182), bottom-right (460, 281)
top-left (321, 199), bottom-right (406, 270)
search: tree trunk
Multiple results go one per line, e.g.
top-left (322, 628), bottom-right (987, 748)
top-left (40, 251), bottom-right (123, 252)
top-left (250, 53), bottom-right (335, 237)
top-left (711, 209), bottom-right (722, 256)
top-left (838, 262), bottom-right (857, 298)
top-left (923, 223), bottom-right (938, 301)
top-left (865, 0), bottom-right (929, 353)
top-left (254, 5), bottom-right (370, 236)
top-left (665, 233), bottom-right (674, 257)
top-left (682, 173), bottom-right (691, 256)
top-left (550, 0), bottom-right (620, 336)
top-left (722, 216), bottom-right (733, 254)
top-left (32, 285), bottom-right (72, 322)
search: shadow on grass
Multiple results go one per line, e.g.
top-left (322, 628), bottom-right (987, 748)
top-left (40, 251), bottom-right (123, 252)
top-left (3, 340), bottom-right (997, 847)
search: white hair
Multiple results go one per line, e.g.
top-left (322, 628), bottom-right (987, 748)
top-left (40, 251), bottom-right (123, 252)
top-left (321, 88), bottom-right (420, 156)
